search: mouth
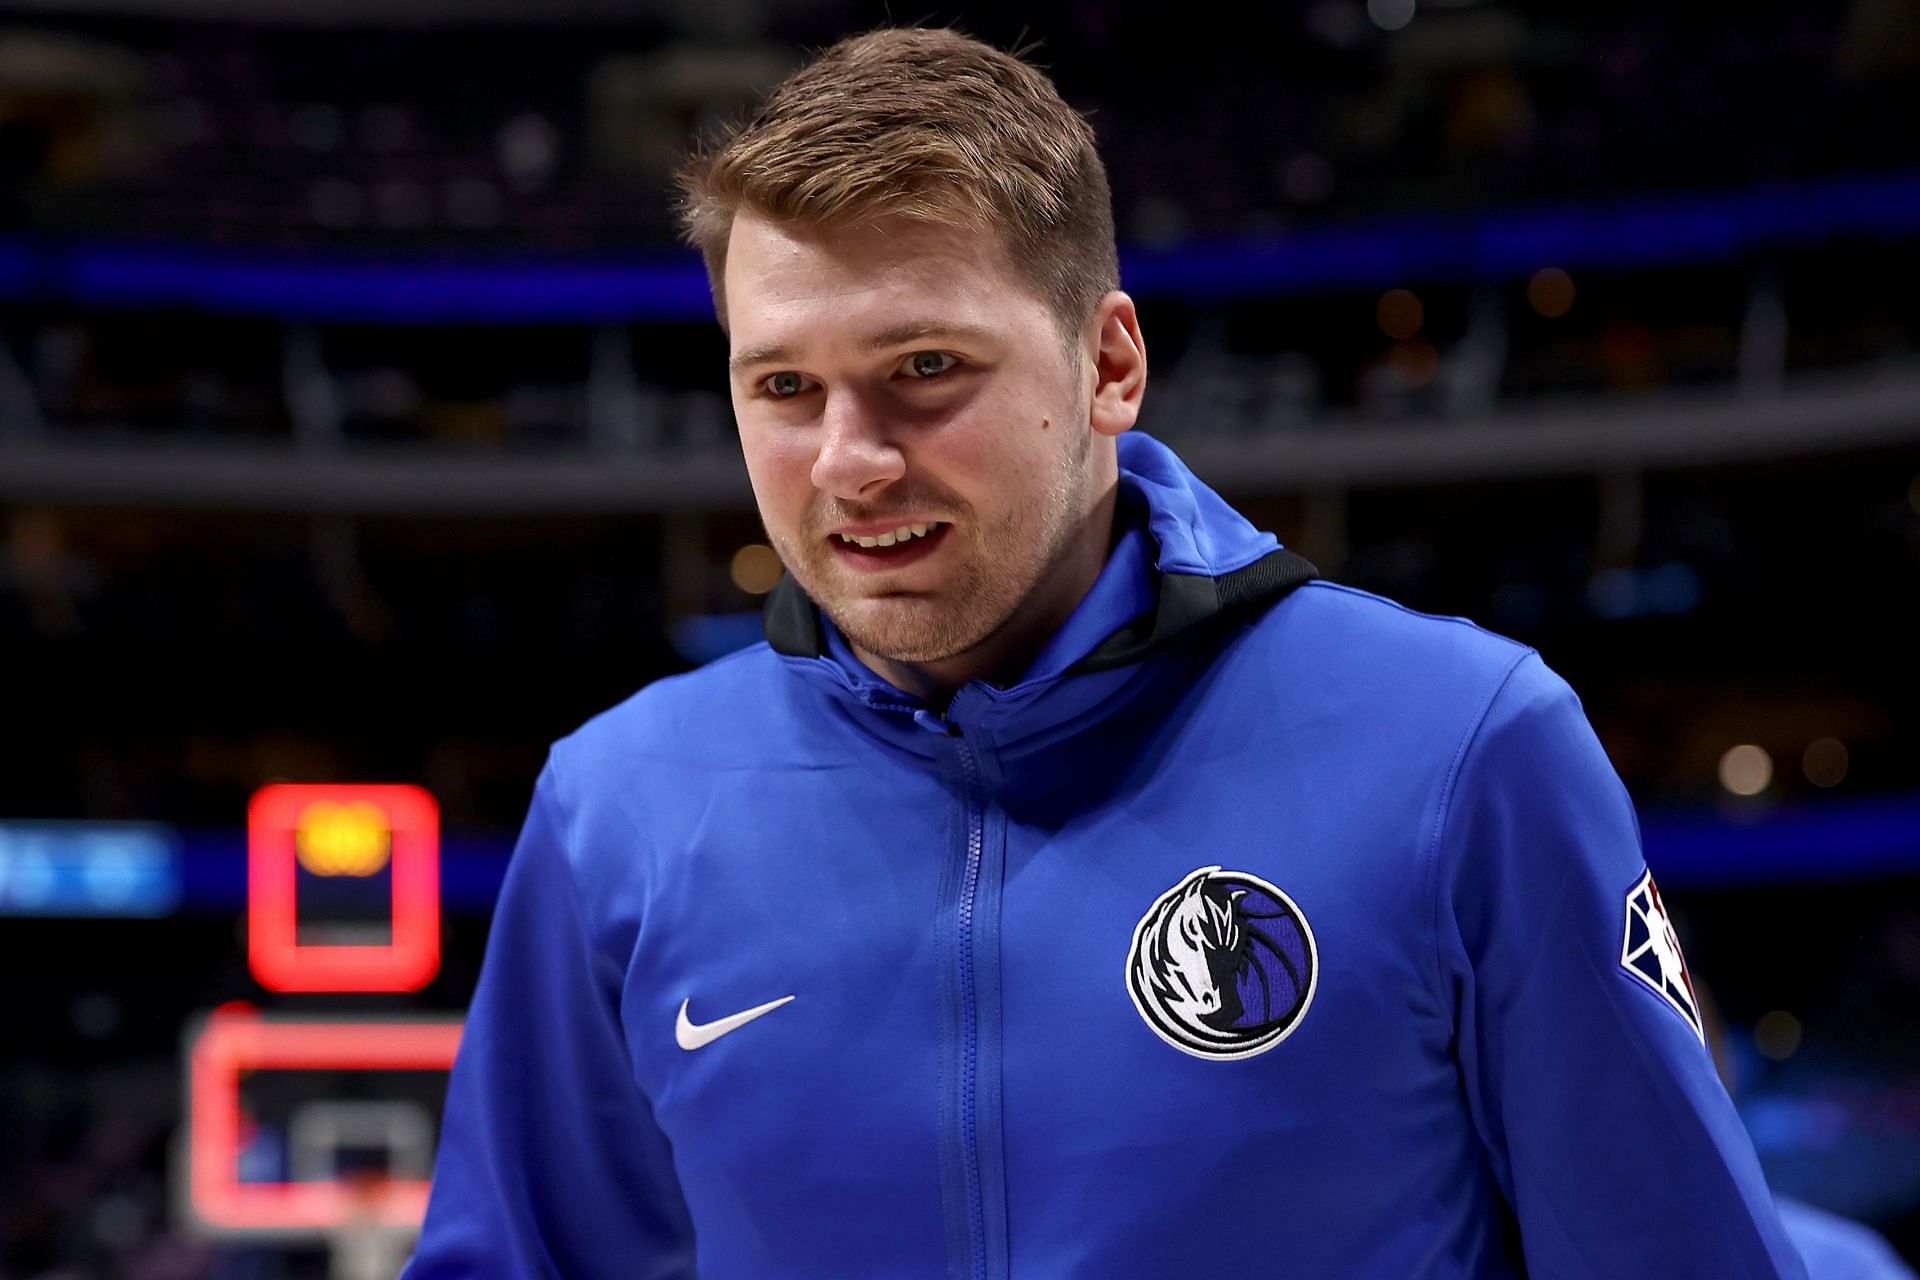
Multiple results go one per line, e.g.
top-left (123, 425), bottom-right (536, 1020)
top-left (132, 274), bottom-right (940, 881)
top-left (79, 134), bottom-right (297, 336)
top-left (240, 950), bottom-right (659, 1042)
top-left (826, 520), bottom-right (950, 573)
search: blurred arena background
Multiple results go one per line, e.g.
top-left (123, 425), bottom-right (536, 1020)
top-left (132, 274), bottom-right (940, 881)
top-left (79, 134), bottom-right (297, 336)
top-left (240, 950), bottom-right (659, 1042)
top-left (1, 0), bottom-right (1918, 1275)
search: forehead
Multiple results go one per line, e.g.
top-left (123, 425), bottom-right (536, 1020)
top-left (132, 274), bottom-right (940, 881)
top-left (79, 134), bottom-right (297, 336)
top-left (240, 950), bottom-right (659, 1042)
top-left (721, 212), bottom-right (1050, 353)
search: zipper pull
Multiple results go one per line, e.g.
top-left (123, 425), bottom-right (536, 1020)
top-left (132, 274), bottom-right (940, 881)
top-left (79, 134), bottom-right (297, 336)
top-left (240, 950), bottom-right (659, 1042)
top-left (912, 708), bottom-right (961, 737)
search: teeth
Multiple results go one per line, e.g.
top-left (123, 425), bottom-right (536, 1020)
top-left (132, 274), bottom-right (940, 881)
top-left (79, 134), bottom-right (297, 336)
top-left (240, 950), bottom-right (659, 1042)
top-left (838, 522), bottom-right (940, 549)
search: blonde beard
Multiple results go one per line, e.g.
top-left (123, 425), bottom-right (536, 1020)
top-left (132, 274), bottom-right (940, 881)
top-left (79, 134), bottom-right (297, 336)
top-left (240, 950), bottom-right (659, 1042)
top-left (787, 426), bottom-right (1093, 667)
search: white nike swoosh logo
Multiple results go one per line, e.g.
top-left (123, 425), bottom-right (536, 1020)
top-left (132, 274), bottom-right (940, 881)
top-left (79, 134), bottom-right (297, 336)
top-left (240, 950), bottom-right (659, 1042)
top-left (675, 994), bottom-right (796, 1051)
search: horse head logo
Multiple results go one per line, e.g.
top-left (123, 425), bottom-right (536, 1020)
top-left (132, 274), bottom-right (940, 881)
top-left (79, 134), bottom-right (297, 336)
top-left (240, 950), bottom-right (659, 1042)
top-left (1144, 870), bottom-right (1248, 1032)
top-left (1126, 865), bottom-right (1318, 1061)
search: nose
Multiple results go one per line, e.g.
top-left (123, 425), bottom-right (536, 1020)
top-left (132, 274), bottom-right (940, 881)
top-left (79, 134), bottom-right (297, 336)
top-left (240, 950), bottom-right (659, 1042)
top-left (809, 390), bottom-right (905, 500)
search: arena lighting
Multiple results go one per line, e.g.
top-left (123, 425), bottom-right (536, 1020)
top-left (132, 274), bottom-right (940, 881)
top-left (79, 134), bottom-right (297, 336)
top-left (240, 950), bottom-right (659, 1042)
top-left (0, 820), bottom-right (181, 916)
top-left (729, 543), bottom-right (784, 595)
top-left (7, 168), bottom-right (1920, 320)
top-left (1803, 738), bottom-right (1849, 789)
top-left (1375, 288), bottom-right (1424, 339)
top-left (1527, 267), bottom-right (1576, 318)
top-left (1718, 745), bottom-right (1774, 798)
top-left (1367, 0), bottom-right (1415, 31)
top-left (247, 784), bottom-right (439, 993)
top-left (181, 1007), bottom-right (461, 1235)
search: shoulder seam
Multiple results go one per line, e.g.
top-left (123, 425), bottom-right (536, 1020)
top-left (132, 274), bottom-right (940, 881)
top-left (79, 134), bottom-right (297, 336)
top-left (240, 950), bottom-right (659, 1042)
top-left (541, 750), bottom-right (625, 1006)
top-left (1421, 646), bottom-right (1540, 1033)
top-left (1301, 581), bottom-right (1533, 653)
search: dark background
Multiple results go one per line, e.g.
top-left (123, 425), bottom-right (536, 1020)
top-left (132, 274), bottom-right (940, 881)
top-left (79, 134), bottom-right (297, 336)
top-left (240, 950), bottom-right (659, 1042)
top-left (2, 1), bottom-right (1918, 1274)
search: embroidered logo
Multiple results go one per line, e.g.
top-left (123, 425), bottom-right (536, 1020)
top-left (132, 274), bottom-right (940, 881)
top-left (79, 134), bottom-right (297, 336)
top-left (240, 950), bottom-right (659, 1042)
top-left (1126, 866), bottom-right (1318, 1060)
top-left (675, 995), bottom-right (795, 1051)
top-left (1620, 869), bottom-right (1704, 1045)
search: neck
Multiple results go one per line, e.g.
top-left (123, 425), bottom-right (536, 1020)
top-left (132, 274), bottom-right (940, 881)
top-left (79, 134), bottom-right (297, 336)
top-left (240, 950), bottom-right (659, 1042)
top-left (853, 482), bottom-right (1121, 707)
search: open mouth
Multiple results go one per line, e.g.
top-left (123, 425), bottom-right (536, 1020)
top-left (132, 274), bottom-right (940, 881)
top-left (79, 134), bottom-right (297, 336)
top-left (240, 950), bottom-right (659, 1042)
top-left (828, 521), bottom-right (950, 571)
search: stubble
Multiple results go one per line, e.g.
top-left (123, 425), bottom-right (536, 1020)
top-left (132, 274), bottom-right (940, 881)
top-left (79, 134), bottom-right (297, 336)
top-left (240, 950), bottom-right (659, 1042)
top-left (785, 424), bottom-right (1093, 667)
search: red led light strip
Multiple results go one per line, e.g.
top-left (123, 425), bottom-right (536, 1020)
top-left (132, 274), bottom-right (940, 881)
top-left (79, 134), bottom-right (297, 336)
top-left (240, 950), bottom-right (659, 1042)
top-left (187, 1009), bottom-right (462, 1231)
top-left (247, 784), bottom-right (440, 993)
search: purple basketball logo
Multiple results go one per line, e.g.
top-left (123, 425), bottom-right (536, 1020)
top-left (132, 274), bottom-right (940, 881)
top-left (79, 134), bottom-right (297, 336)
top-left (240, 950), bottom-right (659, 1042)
top-left (1126, 866), bottom-right (1318, 1060)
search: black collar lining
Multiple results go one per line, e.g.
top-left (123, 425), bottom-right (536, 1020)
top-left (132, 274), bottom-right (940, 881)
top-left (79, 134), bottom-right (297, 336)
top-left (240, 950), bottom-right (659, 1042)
top-left (1066, 548), bottom-right (1318, 674)
top-left (763, 547), bottom-right (1318, 672)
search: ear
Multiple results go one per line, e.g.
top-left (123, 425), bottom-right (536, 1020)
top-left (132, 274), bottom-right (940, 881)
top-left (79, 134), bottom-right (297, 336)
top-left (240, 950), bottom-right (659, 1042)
top-left (1085, 290), bottom-right (1147, 438)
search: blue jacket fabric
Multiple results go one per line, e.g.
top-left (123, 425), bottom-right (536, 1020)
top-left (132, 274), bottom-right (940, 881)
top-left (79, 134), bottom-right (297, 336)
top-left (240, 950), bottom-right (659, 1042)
top-left (1776, 1198), bottom-right (1917, 1280)
top-left (405, 432), bottom-right (1805, 1279)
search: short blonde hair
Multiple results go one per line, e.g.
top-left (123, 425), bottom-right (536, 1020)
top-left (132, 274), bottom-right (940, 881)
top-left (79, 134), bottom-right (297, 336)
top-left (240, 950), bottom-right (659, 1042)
top-left (675, 27), bottom-right (1119, 341)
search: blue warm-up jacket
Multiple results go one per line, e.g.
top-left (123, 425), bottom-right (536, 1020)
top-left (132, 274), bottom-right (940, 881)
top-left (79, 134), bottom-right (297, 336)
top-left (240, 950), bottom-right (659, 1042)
top-left (405, 432), bottom-right (1805, 1278)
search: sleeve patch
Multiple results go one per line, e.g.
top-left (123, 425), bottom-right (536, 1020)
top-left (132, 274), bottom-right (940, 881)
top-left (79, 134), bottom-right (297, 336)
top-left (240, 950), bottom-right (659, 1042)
top-left (1620, 870), bottom-right (1705, 1045)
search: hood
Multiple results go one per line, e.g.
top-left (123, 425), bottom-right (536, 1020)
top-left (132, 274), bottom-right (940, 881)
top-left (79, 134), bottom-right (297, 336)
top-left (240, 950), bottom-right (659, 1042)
top-left (761, 432), bottom-right (1316, 738)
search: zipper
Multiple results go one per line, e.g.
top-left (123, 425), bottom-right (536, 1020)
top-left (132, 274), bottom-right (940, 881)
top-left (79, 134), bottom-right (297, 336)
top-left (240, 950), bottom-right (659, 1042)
top-left (953, 728), bottom-right (988, 1280)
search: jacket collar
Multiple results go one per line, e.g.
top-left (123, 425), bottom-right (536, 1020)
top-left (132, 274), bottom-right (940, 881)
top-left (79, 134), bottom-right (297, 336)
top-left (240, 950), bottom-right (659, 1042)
top-left (765, 433), bottom-right (1316, 741)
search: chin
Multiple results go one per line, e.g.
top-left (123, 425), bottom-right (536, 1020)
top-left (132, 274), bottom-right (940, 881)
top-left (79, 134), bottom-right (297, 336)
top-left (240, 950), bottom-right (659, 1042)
top-left (829, 595), bottom-right (992, 665)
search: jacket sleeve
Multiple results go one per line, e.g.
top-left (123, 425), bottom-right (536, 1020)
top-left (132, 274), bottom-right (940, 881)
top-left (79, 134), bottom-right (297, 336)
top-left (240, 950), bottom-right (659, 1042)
top-left (403, 760), bottom-right (697, 1280)
top-left (1435, 653), bottom-right (1805, 1278)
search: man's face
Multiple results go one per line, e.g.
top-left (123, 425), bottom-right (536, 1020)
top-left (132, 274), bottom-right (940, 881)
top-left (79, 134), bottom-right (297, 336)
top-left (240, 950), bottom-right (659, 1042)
top-left (723, 211), bottom-right (1099, 668)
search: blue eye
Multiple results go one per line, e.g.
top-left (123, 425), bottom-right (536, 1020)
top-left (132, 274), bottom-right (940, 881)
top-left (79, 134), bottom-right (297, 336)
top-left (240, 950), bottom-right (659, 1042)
top-left (907, 351), bottom-right (956, 378)
top-left (764, 371), bottom-right (807, 397)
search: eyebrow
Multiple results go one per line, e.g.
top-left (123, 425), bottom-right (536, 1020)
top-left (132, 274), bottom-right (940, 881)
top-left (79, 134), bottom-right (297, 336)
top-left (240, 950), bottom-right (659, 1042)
top-left (728, 320), bottom-right (998, 376)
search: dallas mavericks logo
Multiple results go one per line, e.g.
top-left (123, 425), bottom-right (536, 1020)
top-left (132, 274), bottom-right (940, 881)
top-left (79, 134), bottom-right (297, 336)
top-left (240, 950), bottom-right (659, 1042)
top-left (1126, 866), bottom-right (1318, 1061)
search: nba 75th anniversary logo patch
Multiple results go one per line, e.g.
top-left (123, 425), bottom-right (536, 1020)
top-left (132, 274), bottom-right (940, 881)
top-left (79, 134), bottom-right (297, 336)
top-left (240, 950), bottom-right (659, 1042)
top-left (1619, 869), bottom-right (1704, 1045)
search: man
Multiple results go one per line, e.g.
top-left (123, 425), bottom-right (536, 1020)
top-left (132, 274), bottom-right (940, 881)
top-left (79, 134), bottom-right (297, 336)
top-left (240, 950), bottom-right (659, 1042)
top-left (405, 28), bottom-right (1806, 1278)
